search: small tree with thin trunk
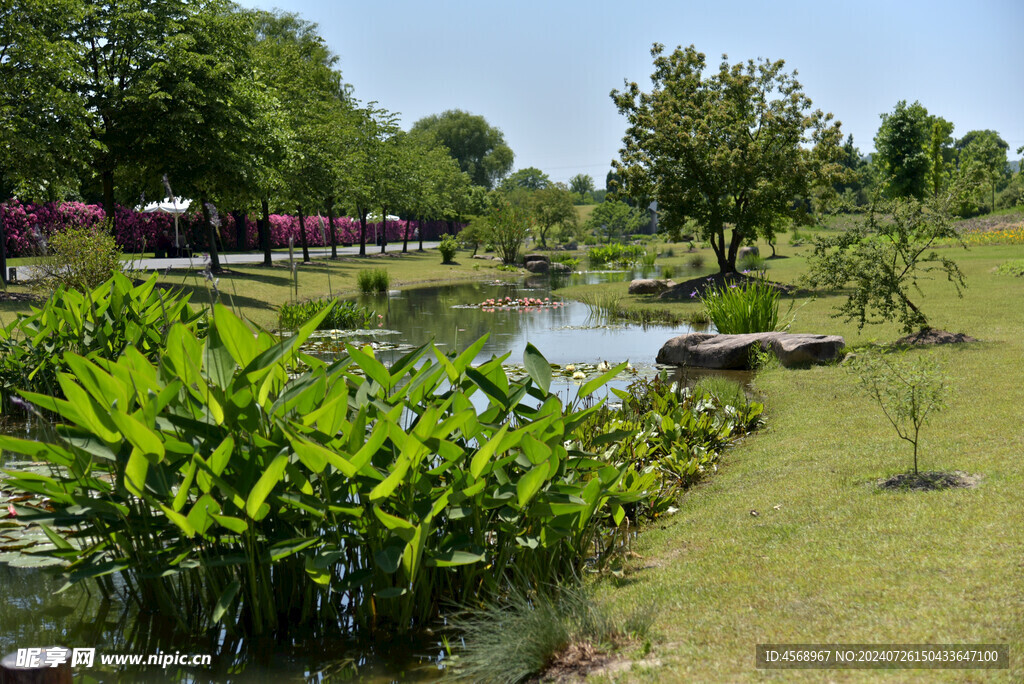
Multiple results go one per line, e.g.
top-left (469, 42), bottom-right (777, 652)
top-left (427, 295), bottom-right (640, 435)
top-left (802, 195), bottom-right (966, 334)
top-left (849, 351), bottom-right (946, 475)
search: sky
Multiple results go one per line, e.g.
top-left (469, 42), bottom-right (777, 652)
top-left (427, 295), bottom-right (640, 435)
top-left (240, 0), bottom-right (1024, 186)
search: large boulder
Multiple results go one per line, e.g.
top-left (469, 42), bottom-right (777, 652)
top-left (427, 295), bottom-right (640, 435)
top-left (656, 332), bottom-right (845, 369)
top-left (738, 245), bottom-right (759, 260)
top-left (551, 262), bottom-right (573, 274)
top-left (629, 278), bottom-right (673, 295)
top-left (523, 254), bottom-right (550, 266)
top-left (525, 259), bottom-right (550, 273)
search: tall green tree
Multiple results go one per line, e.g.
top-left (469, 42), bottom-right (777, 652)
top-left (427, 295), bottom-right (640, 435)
top-left (530, 184), bottom-right (577, 248)
top-left (956, 130), bottom-right (1009, 213)
top-left (568, 173), bottom-right (595, 202)
top-left (410, 109), bottom-right (514, 189)
top-left (612, 44), bottom-right (843, 273)
top-left (501, 167), bottom-right (550, 191)
top-left (874, 101), bottom-right (952, 200)
top-left (585, 199), bottom-right (646, 242)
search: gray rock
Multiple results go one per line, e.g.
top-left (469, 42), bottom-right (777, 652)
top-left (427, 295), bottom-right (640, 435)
top-left (738, 245), bottom-right (759, 259)
top-left (525, 260), bottom-right (550, 273)
top-left (523, 254), bottom-right (551, 266)
top-left (656, 332), bottom-right (845, 369)
top-left (551, 262), bottom-right (573, 274)
top-left (629, 278), bottom-right (673, 295)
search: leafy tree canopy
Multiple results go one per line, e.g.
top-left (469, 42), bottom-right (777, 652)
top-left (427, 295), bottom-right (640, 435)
top-left (500, 167), bottom-right (550, 191)
top-left (568, 173), bottom-right (595, 202)
top-left (874, 100), bottom-right (953, 200)
top-left (612, 44), bottom-right (843, 273)
top-left (410, 109), bottom-right (514, 189)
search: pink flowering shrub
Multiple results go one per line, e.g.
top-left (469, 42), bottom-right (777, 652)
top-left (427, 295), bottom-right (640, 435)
top-left (1, 200), bottom-right (462, 257)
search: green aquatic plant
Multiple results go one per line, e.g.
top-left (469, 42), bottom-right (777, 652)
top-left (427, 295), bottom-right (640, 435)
top-left (0, 309), bottom-right (643, 637)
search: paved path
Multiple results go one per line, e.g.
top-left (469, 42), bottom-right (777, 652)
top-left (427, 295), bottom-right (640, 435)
top-left (125, 241), bottom-right (441, 271)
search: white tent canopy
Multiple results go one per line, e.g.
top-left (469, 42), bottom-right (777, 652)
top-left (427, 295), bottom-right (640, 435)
top-left (138, 197), bottom-right (191, 214)
top-left (135, 197), bottom-right (191, 251)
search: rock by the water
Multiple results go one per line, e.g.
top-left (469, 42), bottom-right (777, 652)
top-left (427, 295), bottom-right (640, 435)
top-left (523, 254), bottom-right (551, 266)
top-left (628, 278), bottom-right (673, 294)
top-left (551, 262), bottom-right (573, 274)
top-left (656, 332), bottom-right (845, 369)
top-left (525, 260), bottom-right (550, 273)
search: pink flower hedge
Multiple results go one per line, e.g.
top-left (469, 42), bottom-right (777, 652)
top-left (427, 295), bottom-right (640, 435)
top-left (0, 200), bottom-right (462, 257)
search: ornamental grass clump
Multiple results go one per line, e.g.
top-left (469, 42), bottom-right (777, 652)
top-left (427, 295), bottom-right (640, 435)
top-left (277, 298), bottom-right (374, 331)
top-left (356, 267), bottom-right (390, 294)
top-left (700, 279), bottom-right (780, 334)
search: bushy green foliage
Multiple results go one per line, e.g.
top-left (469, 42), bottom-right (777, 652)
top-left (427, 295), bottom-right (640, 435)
top-left (802, 197), bottom-right (965, 333)
top-left (0, 273), bottom-right (204, 411)
top-left (587, 243), bottom-right (645, 267)
top-left (0, 324), bottom-right (648, 636)
top-left (848, 350), bottom-right (947, 474)
top-left (661, 264), bottom-right (675, 279)
top-left (994, 259), bottom-right (1024, 277)
top-left (489, 199), bottom-right (531, 265)
top-left (31, 226), bottom-right (133, 293)
top-left (277, 298), bottom-right (375, 330)
top-left (438, 233), bottom-right (459, 263)
top-left (356, 268), bottom-right (390, 294)
top-left (687, 253), bottom-right (705, 270)
top-left (700, 280), bottom-right (781, 334)
top-left (738, 253), bottom-right (768, 272)
top-left (576, 374), bottom-right (762, 522)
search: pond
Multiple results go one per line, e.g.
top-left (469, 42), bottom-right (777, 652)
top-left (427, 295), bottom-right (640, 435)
top-left (0, 270), bottom-right (745, 682)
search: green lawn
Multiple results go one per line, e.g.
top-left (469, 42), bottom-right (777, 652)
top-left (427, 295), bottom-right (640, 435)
top-left (585, 236), bottom-right (1024, 681)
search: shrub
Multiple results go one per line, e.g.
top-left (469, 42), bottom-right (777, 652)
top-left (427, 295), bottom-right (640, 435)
top-left (802, 197), bottom-right (966, 334)
top-left (278, 298), bottom-right (375, 330)
top-left (687, 253), bottom-right (705, 270)
top-left (439, 233), bottom-right (459, 263)
top-left (738, 253), bottom-right (768, 272)
top-left (489, 199), bottom-right (530, 265)
top-left (661, 264), bottom-right (675, 279)
top-left (356, 268), bottom-right (390, 294)
top-left (0, 331), bottom-right (646, 636)
top-left (587, 243), bottom-right (645, 267)
top-left (994, 259), bottom-right (1024, 277)
top-left (640, 250), bottom-right (658, 267)
top-left (30, 225), bottom-right (132, 293)
top-left (0, 273), bottom-right (204, 411)
top-left (700, 280), bottom-right (781, 334)
top-left (848, 350), bottom-right (947, 475)
top-left (449, 584), bottom-right (652, 684)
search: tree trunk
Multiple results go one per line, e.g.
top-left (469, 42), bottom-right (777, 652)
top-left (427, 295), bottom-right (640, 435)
top-left (200, 196), bottom-right (222, 273)
top-left (418, 216), bottom-right (425, 251)
top-left (326, 196), bottom-right (338, 259)
top-left (102, 168), bottom-right (116, 234)
top-left (297, 205), bottom-right (311, 262)
top-left (0, 198), bottom-right (7, 285)
top-left (233, 210), bottom-right (247, 251)
top-left (380, 207), bottom-right (388, 254)
top-left (358, 207), bottom-right (367, 256)
top-left (402, 218), bottom-right (409, 253)
top-left (261, 198), bottom-right (272, 266)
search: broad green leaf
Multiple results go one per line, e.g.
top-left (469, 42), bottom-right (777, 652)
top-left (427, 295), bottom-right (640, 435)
top-left (523, 343), bottom-right (552, 393)
top-left (517, 462), bottom-right (550, 507)
top-left (211, 580), bottom-right (240, 624)
top-left (245, 454), bottom-right (288, 520)
top-left (374, 544), bottom-right (403, 573)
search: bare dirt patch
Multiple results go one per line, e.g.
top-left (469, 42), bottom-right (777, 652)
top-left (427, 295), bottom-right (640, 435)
top-left (540, 641), bottom-right (611, 682)
top-left (878, 470), bottom-right (981, 492)
top-left (896, 329), bottom-right (978, 346)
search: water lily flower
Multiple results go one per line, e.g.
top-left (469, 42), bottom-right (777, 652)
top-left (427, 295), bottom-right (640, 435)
top-left (565, 364), bottom-right (576, 372)
top-left (572, 371), bottom-right (586, 380)
top-left (597, 360), bottom-right (609, 372)
top-left (626, 361), bottom-right (634, 371)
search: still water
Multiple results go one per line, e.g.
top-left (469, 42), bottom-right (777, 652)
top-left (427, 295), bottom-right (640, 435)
top-left (0, 271), bottom-right (720, 682)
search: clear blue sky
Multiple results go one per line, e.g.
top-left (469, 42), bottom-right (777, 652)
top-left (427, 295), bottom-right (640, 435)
top-left (240, 0), bottom-right (1024, 186)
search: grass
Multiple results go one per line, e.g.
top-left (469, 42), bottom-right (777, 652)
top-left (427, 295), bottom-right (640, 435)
top-left (587, 238), bottom-right (1024, 681)
top-left (356, 267), bottom-right (390, 294)
top-left (0, 249), bottom-right (513, 329)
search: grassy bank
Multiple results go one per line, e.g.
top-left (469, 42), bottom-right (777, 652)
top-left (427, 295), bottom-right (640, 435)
top-left (586, 238), bottom-right (1024, 681)
top-left (0, 249), bottom-right (514, 329)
